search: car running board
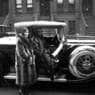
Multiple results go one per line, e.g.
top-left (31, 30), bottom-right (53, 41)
top-left (4, 73), bottom-right (67, 82)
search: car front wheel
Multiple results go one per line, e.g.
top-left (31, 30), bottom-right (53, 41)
top-left (69, 50), bottom-right (95, 80)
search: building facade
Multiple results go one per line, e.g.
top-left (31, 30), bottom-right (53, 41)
top-left (0, 0), bottom-right (95, 36)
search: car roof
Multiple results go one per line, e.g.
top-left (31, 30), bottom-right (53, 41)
top-left (14, 21), bottom-right (67, 28)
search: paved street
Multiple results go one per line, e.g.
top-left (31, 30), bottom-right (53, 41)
top-left (0, 81), bottom-right (95, 95)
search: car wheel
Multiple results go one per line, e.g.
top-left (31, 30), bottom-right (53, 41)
top-left (69, 50), bottom-right (95, 79)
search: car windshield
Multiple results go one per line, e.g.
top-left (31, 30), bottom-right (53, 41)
top-left (16, 25), bottom-right (64, 41)
top-left (15, 21), bottom-right (66, 40)
top-left (28, 26), bottom-right (64, 38)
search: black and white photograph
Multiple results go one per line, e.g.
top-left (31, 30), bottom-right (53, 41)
top-left (0, 0), bottom-right (95, 95)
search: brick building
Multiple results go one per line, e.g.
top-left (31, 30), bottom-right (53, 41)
top-left (0, 0), bottom-right (95, 36)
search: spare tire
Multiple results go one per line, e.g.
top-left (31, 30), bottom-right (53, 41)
top-left (69, 46), bottom-right (95, 79)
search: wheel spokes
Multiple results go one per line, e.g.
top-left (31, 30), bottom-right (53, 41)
top-left (77, 54), bottom-right (95, 75)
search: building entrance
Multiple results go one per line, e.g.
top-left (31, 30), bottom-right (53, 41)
top-left (82, 0), bottom-right (93, 15)
top-left (39, 0), bottom-right (50, 17)
top-left (0, 0), bottom-right (9, 16)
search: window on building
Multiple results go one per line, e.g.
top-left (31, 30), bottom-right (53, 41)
top-left (68, 0), bottom-right (75, 13)
top-left (40, 0), bottom-right (50, 16)
top-left (68, 0), bottom-right (75, 4)
top-left (68, 20), bottom-right (76, 35)
top-left (16, 0), bottom-right (23, 13)
top-left (27, 0), bottom-right (33, 12)
top-left (57, 0), bottom-right (63, 4)
top-left (57, 0), bottom-right (64, 13)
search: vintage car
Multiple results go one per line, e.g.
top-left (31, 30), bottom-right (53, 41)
top-left (14, 21), bottom-right (95, 94)
top-left (1, 21), bottom-right (95, 94)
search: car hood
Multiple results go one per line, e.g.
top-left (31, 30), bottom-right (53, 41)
top-left (67, 39), bottom-right (95, 45)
